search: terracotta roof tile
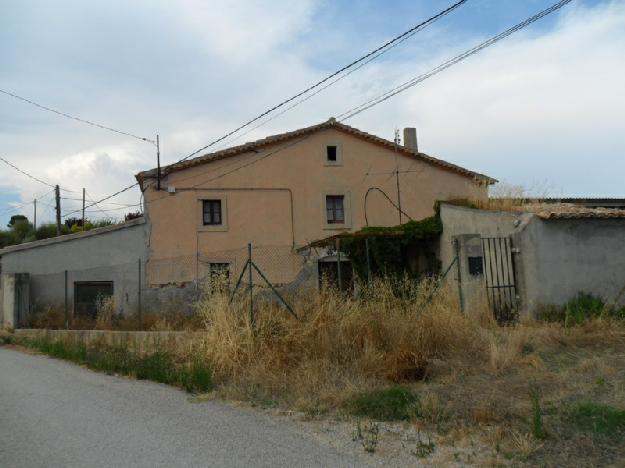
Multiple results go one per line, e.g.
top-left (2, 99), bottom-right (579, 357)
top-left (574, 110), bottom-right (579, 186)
top-left (136, 118), bottom-right (495, 184)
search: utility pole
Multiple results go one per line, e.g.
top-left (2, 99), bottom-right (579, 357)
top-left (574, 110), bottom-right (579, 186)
top-left (81, 188), bottom-right (86, 231)
top-left (33, 199), bottom-right (37, 231)
top-left (393, 129), bottom-right (403, 224)
top-left (156, 134), bottom-right (161, 191)
top-left (54, 184), bottom-right (61, 236)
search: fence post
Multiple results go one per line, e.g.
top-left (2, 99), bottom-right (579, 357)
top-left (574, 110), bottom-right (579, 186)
top-left (365, 237), bottom-right (372, 285)
top-left (137, 259), bottom-right (142, 329)
top-left (336, 238), bottom-right (342, 291)
top-left (64, 270), bottom-right (68, 329)
top-left (248, 243), bottom-right (254, 327)
top-left (453, 239), bottom-right (464, 312)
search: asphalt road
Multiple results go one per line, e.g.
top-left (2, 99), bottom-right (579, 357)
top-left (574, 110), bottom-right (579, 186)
top-left (0, 348), bottom-right (362, 468)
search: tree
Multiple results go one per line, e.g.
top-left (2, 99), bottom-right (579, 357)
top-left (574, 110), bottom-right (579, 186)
top-left (8, 214), bottom-right (28, 228)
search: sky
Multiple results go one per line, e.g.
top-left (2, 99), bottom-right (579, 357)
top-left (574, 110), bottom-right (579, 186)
top-left (1, 0), bottom-right (624, 227)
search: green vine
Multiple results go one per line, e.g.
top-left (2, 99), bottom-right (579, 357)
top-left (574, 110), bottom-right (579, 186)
top-left (341, 209), bottom-right (443, 280)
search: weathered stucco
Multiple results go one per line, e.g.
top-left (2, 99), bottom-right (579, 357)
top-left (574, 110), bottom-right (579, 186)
top-left (439, 203), bottom-right (625, 317)
top-left (0, 219), bottom-right (148, 321)
top-left (143, 127), bottom-right (489, 286)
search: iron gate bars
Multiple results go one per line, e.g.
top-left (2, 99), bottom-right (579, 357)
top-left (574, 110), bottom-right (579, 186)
top-left (481, 237), bottom-right (518, 323)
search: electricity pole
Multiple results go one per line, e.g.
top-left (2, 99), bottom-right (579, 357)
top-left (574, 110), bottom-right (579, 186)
top-left (82, 188), bottom-right (86, 230)
top-left (156, 134), bottom-right (161, 190)
top-left (54, 184), bottom-right (61, 236)
top-left (393, 129), bottom-right (403, 224)
top-left (33, 199), bottom-right (37, 231)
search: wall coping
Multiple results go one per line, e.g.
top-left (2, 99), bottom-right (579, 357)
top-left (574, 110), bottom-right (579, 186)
top-left (0, 217), bottom-right (145, 255)
top-left (15, 328), bottom-right (202, 337)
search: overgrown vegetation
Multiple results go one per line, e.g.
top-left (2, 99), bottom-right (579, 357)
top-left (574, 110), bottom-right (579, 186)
top-left (28, 305), bottom-right (203, 331)
top-left (25, 338), bottom-right (213, 393)
top-left (539, 292), bottom-right (625, 325)
top-left (340, 213), bottom-right (442, 280)
top-left (4, 279), bottom-right (625, 466)
top-left (344, 386), bottom-right (418, 421)
top-left (569, 402), bottom-right (625, 438)
top-left (0, 213), bottom-right (139, 248)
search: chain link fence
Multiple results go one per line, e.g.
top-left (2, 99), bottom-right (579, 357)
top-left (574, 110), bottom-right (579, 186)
top-left (5, 244), bottom-right (315, 329)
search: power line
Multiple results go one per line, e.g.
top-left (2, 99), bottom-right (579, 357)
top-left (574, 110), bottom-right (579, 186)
top-left (62, 183), bottom-right (138, 218)
top-left (144, 0), bottom-right (571, 208)
top-left (57, 1), bottom-right (469, 213)
top-left (61, 196), bottom-right (138, 207)
top-left (0, 188), bottom-right (55, 217)
top-left (0, 155), bottom-right (56, 188)
top-left (176, 0), bottom-right (470, 163)
top-left (83, 203), bottom-right (142, 213)
top-left (211, 2), bottom-right (470, 153)
top-left (60, 0), bottom-right (569, 215)
top-left (338, 0), bottom-right (574, 121)
top-left (0, 89), bottom-right (156, 144)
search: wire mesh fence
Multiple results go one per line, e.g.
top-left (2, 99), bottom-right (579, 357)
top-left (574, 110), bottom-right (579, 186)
top-left (4, 244), bottom-right (313, 329)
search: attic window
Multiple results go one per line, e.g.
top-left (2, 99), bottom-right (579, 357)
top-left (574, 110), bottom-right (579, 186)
top-left (326, 145), bottom-right (337, 162)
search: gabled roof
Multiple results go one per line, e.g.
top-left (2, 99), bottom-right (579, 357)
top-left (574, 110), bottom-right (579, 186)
top-left (135, 118), bottom-right (496, 185)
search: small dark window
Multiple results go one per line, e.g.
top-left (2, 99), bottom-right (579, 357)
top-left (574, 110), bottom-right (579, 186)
top-left (74, 281), bottom-right (114, 319)
top-left (326, 145), bottom-right (337, 162)
top-left (326, 195), bottom-right (345, 224)
top-left (203, 200), bottom-right (222, 225)
top-left (468, 256), bottom-right (484, 276)
top-left (209, 263), bottom-right (230, 292)
top-left (209, 263), bottom-right (230, 280)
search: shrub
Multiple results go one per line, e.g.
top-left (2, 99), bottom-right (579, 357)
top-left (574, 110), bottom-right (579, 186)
top-left (530, 386), bottom-right (545, 440)
top-left (570, 402), bottom-right (625, 438)
top-left (540, 293), bottom-right (625, 326)
top-left (25, 338), bottom-right (213, 393)
top-left (343, 386), bottom-right (418, 420)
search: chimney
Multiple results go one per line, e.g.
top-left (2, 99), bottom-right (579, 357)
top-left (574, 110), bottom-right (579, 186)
top-left (403, 127), bottom-right (418, 152)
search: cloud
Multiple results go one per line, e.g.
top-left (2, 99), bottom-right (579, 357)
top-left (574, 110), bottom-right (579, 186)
top-left (1, 0), bottom-right (624, 228)
top-left (346, 1), bottom-right (625, 195)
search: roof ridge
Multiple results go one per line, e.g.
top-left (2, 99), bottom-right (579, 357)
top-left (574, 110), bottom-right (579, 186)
top-left (135, 119), bottom-right (495, 184)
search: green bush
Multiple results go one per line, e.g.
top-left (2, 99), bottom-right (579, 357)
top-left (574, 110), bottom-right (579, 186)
top-left (570, 401), bottom-right (625, 438)
top-left (540, 293), bottom-right (625, 326)
top-left (26, 339), bottom-right (213, 393)
top-left (344, 386), bottom-right (418, 420)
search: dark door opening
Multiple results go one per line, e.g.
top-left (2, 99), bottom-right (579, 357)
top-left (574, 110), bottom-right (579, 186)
top-left (74, 281), bottom-right (114, 319)
top-left (318, 260), bottom-right (353, 293)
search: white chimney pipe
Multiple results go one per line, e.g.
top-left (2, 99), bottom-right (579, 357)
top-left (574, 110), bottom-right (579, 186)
top-left (403, 127), bottom-right (418, 152)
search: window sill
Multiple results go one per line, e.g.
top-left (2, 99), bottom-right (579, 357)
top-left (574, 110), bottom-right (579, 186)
top-left (198, 224), bottom-right (228, 232)
top-left (323, 224), bottom-right (351, 231)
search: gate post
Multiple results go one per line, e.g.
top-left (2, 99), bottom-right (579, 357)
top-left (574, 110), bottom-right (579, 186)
top-left (453, 239), bottom-right (464, 312)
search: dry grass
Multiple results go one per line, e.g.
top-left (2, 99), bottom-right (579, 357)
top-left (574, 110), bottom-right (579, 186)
top-left (9, 276), bottom-right (625, 466)
top-left (94, 296), bottom-right (115, 330)
top-left (190, 280), bottom-right (625, 466)
top-left (195, 279), bottom-right (489, 408)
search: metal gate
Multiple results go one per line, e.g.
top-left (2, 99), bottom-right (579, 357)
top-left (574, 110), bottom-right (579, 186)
top-left (481, 237), bottom-right (518, 323)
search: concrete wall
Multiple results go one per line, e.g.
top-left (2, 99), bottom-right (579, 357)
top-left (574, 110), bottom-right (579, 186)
top-left (520, 217), bottom-right (625, 312)
top-left (142, 126), bottom-right (489, 286)
top-left (440, 203), bottom-right (532, 270)
top-left (440, 203), bottom-right (625, 317)
top-left (0, 219), bottom-right (148, 322)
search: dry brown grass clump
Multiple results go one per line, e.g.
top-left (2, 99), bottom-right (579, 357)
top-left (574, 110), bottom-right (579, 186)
top-left (196, 279), bottom-right (490, 408)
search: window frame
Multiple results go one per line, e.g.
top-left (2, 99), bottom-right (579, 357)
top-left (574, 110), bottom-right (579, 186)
top-left (322, 191), bottom-right (351, 229)
top-left (325, 195), bottom-right (345, 225)
top-left (202, 199), bottom-right (222, 226)
top-left (323, 142), bottom-right (343, 166)
top-left (197, 195), bottom-right (228, 232)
